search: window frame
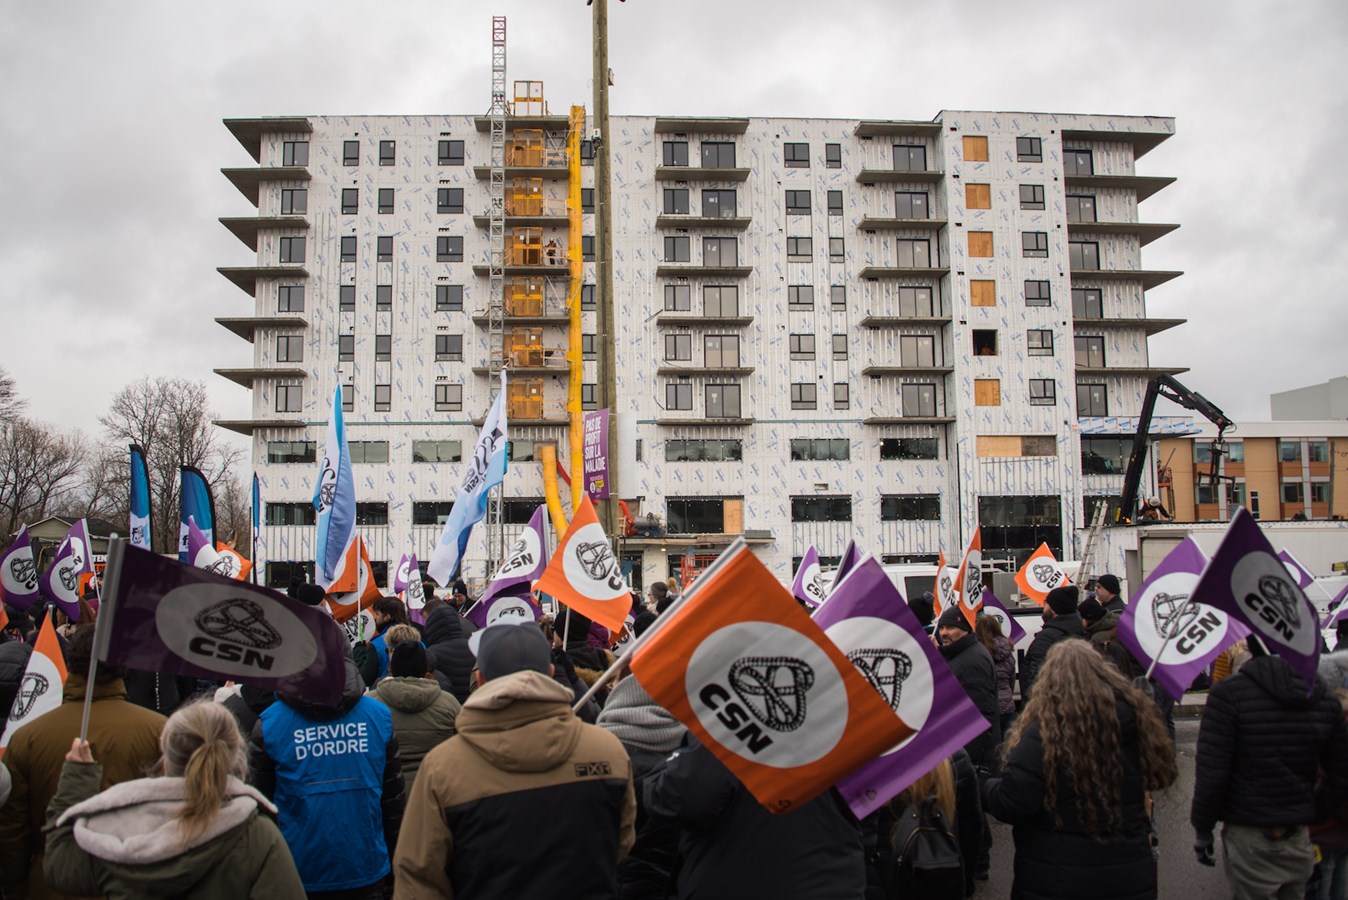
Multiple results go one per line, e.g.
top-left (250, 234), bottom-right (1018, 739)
top-left (783, 142), bottom-right (810, 168)
top-left (434, 383), bottom-right (463, 412)
top-left (1016, 136), bottom-right (1043, 162)
top-left (434, 333), bottom-right (464, 361)
top-left (438, 139), bottom-right (465, 166)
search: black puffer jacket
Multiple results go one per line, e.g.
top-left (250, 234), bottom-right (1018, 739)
top-left (0, 640), bottom-right (33, 722)
top-left (982, 698), bottom-right (1156, 900)
top-left (940, 634), bottom-right (1001, 768)
top-left (221, 683), bottom-right (275, 738)
top-left (1192, 653), bottom-right (1348, 833)
top-left (1023, 613), bottom-right (1086, 699)
top-left (421, 605), bottom-right (475, 703)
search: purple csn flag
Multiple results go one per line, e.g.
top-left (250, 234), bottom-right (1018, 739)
top-left (186, 516), bottom-right (232, 578)
top-left (979, 589), bottom-right (1028, 645)
top-left (394, 553), bottom-right (414, 593)
top-left (814, 556), bottom-right (990, 820)
top-left (1278, 550), bottom-right (1317, 590)
top-left (395, 553), bottom-right (427, 613)
top-left (469, 505), bottom-right (549, 628)
top-left (313, 384), bottom-right (356, 588)
top-left (179, 467), bottom-right (216, 563)
top-left (0, 525), bottom-right (42, 610)
top-left (792, 546), bottom-right (829, 610)
top-left (39, 520), bottom-right (94, 618)
top-left (1321, 583), bottom-right (1348, 628)
top-left (1191, 508), bottom-right (1320, 691)
top-left (96, 543), bottom-right (348, 707)
top-left (129, 445), bottom-right (152, 552)
top-left (829, 539), bottom-right (863, 594)
top-left (1117, 537), bottom-right (1249, 701)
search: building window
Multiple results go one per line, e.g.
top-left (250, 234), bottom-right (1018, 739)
top-left (662, 140), bottom-right (688, 167)
top-left (280, 188), bottom-right (307, 215)
top-left (354, 502), bottom-right (389, 526)
top-left (965, 183), bottom-right (991, 210)
top-left (379, 140), bottom-right (396, 166)
top-left (282, 140), bottom-right (309, 166)
top-left (829, 237), bottom-right (845, 262)
top-left (435, 334), bottom-right (463, 361)
top-left (970, 280), bottom-right (996, 307)
top-left (663, 187), bottom-right (689, 215)
top-left (1020, 184), bottom-right (1046, 210)
top-left (901, 383), bottom-right (937, 417)
top-left (896, 191), bottom-right (930, 218)
top-left (704, 236), bottom-right (738, 267)
top-left (972, 330), bottom-right (997, 356)
top-left (1279, 440), bottom-right (1302, 463)
top-left (412, 501), bottom-right (455, 525)
top-left (341, 188), bottom-right (359, 214)
top-left (791, 496), bottom-right (851, 522)
top-left (664, 333), bottom-right (692, 361)
top-left (665, 382), bottom-right (693, 410)
top-left (1029, 378), bottom-right (1056, 406)
top-left (375, 284), bottom-right (392, 310)
top-left (275, 334), bottom-right (303, 363)
top-left (834, 383), bottom-right (850, 408)
top-left (900, 335), bottom-right (936, 367)
top-left (267, 440), bottom-right (316, 463)
top-left (706, 383), bottom-right (742, 418)
top-left (1025, 280), bottom-right (1051, 307)
top-left (377, 235), bottom-right (393, 261)
top-left (580, 140), bottom-right (594, 165)
top-left (1283, 481), bottom-right (1305, 504)
top-left (831, 285), bottom-right (847, 310)
top-left (788, 285), bottom-right (814, 310)
top-left (784, 142), bottom-right (810, 168)
top-left (275, 382), bottom-right (302, 413)
top-left (1069, 240), bottom-right (1100, 270)
top-left (436, 284), bottom-right (464, 311)
top-left (1081, 436), bottom-right (1130, 474)
top-left (437, 188), bottom-right (464, 214)
top-left (893, 144), bottom-right (926, 171)
top-left (1022, 232), bottom-right (1049, 257)
top-left (342, 381), bottom-right (354, 412)
top-left (279, 236), bottom-right (305, 263)
top-left (278, 284), bottom-right (305, 312)
top-left (437, 235), bottom-right (464, 262)
top-left (825, 143), bottom-right (842, 168)
top-left (582, 333), bottom-right (597, 360)
top-left (1309, 440), bottom-right (1330, 463)
top-left (703, 189), bottom-right (737, 217)
top-left (1027, 329), bottom-right (1054, 356)
top-left (782, 236), bottom-right (810, 261)
top-left (342, 140), bottom-right (359, 166)
top-left (898, 286), bottom-right (934, 316)
top-left (266, 502), bottom-right (316, 526)
top-left (510, 441), bottom-right (535, 462)
top-left (438, 139), bottom-right (465, 166)
top-left (581, 188), bottom-right (595, 213)
top-left (582, 235), bottom-right (595, 261)
top-left (348, 441), bottom-right (390, 464)
top-left (1017, 136), bottom-right (1043, 162)
top-left (827, 190), bottom-right (843, 216)
top-left (378, 188), bottom-right (395, 214)
top-left (895, 239), bottom-right (931, 268)
top-left (338, 236), bottom-right (358, 263)
top-left (881, 495), bottom-right (940, 521)
top-left (1072, 288), bottom-right (1103, 318)
top-left (413, 440), bottom-right (461, 463)
top-left (704, 334), bottom-right (740, 368)
top-left (373, 384), bottom-right (391, 412)
top-left (667, 497), bottom-right (727, 534)
top-left (791, 382), bottom-right (818, 409)
top-left (339, 284), bottom-right (356, 311)
top-left (974, 379), bottom-right (1001, 406)
top-left (1064, 148), bottom-right (1094, 176)
top-left (664, 235), bottom-right (690, 262)
top-left (881, 437), bottom-right (939, 460)
top-left (1066, 194), bottom-right (1097, 223)
top-left (704, 285), bottom-right (739, 317)
top-left (785, 190), bottom-right (811, 215)
top-left (581, 384), bottom-right (598, 410)
top-left (434, 384), bottom-right (463, 412)
top-left (664, 284), bottom-right (691, 311)
top-left (962, 136), bottom-right (988, 161)
top-left (791, 438), bottom-right (850, 461)
top-left (789, 334), bottom-right (816, 360)
top-left (1077, 383), bottom-right (1108, 416)
top-left (700, 141), bottom-right (735, 168)
top-left (832, 334), bottom-right (848, 361)
top-left (1312, 482), bottom-right (1330, 503)
top-left (581, 284), bottom-right (596, 310)
top-left (968, 232), bottom-right (993, 257)
top-left (1074, 335), bottom-right (1105, 368)
top-left (374, 334), bottom-right (392, 361)
top-left (666, 439), bottom-right (743, 462)
top-left (337, 334), bottom-right (355, 361)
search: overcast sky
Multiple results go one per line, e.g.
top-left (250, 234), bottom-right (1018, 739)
top-left (2, 0), bottom-right (1344, 447)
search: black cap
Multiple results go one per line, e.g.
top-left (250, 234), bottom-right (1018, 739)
top-left (1079, 596), bottom-right (1106, 624)
top-left (1046, 585), bottom-right (1080, 616)
top-left (390, 641), bottom-right (430, 678)
top-left (1096, 573), bottom-right (1121, 595)
top-left (937, 605), bottom-right (972, 632)
top-left (475, 624), bottom-right (553, 682)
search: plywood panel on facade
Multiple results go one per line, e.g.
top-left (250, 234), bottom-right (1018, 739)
top-left (976, 435), bottom-right (1020, 457)
top-left (962, 136), bottom-right (988, 161)
top-left (970, 279), bottom-right (996, 307)
top-left (965, 183), bottom-right (991, 209)
top-left (723, 498), bottom-right (744, 534)
top-left (968, 232), bottom-right (993, 257)
top-left (974, 379), bottom-right (1001, 406)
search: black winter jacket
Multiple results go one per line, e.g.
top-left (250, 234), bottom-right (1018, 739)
top-left (0, 640), bottom-right (33, 724)
top-left (421, 606), bottom-right (475, 703)
top-left (644, 734), bottom-right (864, 900)
top-left (940, 634), bottom-right (1001, 768)
top-left (1022, 613), bottom-right (1086, 699)
top-left (1191, 653), bottom-right (1348, 834)
top-left (221, 683), bottom-right (275, 739)
top-left (982, 698), bottom-right (1156, 900)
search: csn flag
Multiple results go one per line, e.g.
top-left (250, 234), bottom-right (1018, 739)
top-left (313, 384), bottom-right (356, 588)
top-left (129, 444), bottom-right (153, 552)
top-left (185, 516), bottom-right (252, 582)
top-left (1015, 543), bottom-right (1070, 605)
top-left (829, 540), bottom-right (862, 594)
top-left (39, 519), bottom-right (94, 618)
top-left (0, 525), bottom-right (42, 611)
top-left (469, 505), bottom-right (549, 629)
top-left (814, 557), bottom-right (990, 819)
top-left (1190, 508), bottom-right (1321, 690)
top-left (1278, 549), bottom-right (1317, 590)
top-left (179, 467), bottom-right (216, 563)
top-left (952, 528), bottom-right (983, 627)
top-left (934, 551), bottom-right (957, 616)
top-left (629, 541), bottom-right (912, 813)
top-left (979, 589), bottom-right (1028, 646)
top-left (1118, 536), bottom-right (1250, 701)
top-left (394, 553), bottom-right (427, 612)
top-left (535, 494), bottom-right (631, 633)
top-left (428, 372), bottom-right (509, 586)
top-left (791, 546), bottom-right (828, 611)
top-left (96, 543), bottom-right (348, 707)
top-left (326, 536), bottom-right (382, 624)
top-left (0, 614), bottom-right (67, 756)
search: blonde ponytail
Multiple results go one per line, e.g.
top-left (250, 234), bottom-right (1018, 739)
top-left (159, 701), bottom-right (248, 844)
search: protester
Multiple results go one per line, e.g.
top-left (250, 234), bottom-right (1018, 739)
top-left (1308, 651), bottom-right (1348, 900)
top-left (1022, 585), bottom-right (1086, 698)
top-left (937, 607), bottom-right (1000, 769)
top-left (393, 623), bottom-right (635, 898)
top-left (975, 615), bottom-right (1017, 737)
top-left (220, 683), bottom-right (276, 740)
top-left (983, 640), bottom-right (1177, 900)
top-left (249, 657), bottom-right (405, 899)
top-left (665, 576), bottom-right (681, 602)
top-left (647, 580), bottom-right (668, 613)
top-left (450, 580), bottom-right (477, 634)
top-left (124, 668), bottom-right (200, 717)
top-left (368, 596), bottom-right (411, 683)
top-left (420, 599), bottom-right (475, 703)
top-left (0, 637), bottom-right (33, 721)
top-left (1191, 638), bottom-right (1348, 900)
top-left (369, 641), bottom-right (462, 793)
top-left (908, 591), bottom-right (937, 633)
top-left (555, 607), bottom-right (617, 694)
top-left (887, 750), bottom-right (983, 899)
top-left (0, 625), bottom-right (166, 900)
top-left (43, 701), bottom-right (306, 899)
top-left (1096, 573), bottom-right (1125, 613)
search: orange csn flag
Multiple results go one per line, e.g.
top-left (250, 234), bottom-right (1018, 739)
top-left (629, 541), bottom-right (913, 814)
top-left (1014, 542), bottom-right (1070, 606)
top-left (214, 542), bottom-right (254, 581)
top-left (534, 494), bottom-right (632, 633)
top-left (1, 614), bottom-right (68, 757)
top-left (952, 528), bottom-right (984, 628)
top-left (326, 537), bottom-right (381, 623)
top-left (934, 550), bottom-right (956, 616)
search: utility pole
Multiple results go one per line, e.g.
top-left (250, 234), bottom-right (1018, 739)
top-left (592, 0), bottom-right (622, 544)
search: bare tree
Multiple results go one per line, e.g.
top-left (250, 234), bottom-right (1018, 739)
top-left (72, 444), bottom-right (131, 526)
top-left (216, 473), bottom-right (253, 557)
top-left (0, 418), bottom-right (85, 537)
top-left (0, 365), bottom-right (26, 422)
top-left (99, 377), bottom-right (242, 553)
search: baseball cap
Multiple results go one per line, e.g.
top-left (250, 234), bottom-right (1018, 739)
top-left (471, 623), bottom-right (552, 682)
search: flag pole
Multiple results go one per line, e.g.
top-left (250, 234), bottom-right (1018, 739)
top-left (1143, 597), bottom-right (1195, 681)
top-left (81, 537), bottom-right (126, 743)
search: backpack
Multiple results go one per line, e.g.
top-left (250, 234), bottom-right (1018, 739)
top-left (890, 795), bottom-right (965, 899)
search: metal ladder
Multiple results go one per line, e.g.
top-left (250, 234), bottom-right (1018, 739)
top-left (1077, 503), bottom-right (1109, 587)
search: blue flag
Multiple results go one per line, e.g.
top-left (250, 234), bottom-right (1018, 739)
top-left (252, 473), bottom-right (260, 533)
top-left (179, 467), bottom-right (216, 563)
top-left (313, 383), bottom-right (356, 587)
top-left (129, 444), bottom-right (153, 553)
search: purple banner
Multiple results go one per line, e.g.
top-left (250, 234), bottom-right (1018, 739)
top-left (39, 519), bottom-right (93, 618)
top-left (583, 408), bottom-right (610, 500)
top-left (1323, 583), bottom-right (1348, 628)
top-left (1190, 509), bottom-right (1319, 691)
top-left (979, 589), bottom-right (1027, 645)
top-left (792, 546), bottom-right (828, 610)
top-left (99, 544), bottom-right (348, 707)
top-left (814, 557), bottom-right (990, 820)
top-left (829, 539), bottom-right (863, 594)
top-left (0, 525), bottom-right (41, 610)
top-left (469, 505), bottom-right (549, 628)
top-left (1278, 549), bottom-right (1317, 590)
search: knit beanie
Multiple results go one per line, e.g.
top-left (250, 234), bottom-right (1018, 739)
top-left (1046, 585), bottom-right (1080, 616)
top-left (937, 605), bottom-right (972, 633)
top-left (595, 675), bottom-right (687, 754)
top-left (1078, 596), bottom-right (1106, 624)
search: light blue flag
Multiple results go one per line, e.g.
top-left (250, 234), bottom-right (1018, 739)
top-left (179, 467), bottom-right (216, 563)
top-left (129, 444), bottom-right (152, 552)
top-left (313, 383), bottom-right (356, 587)
top-left (428, 373), bottom-right (509, 586)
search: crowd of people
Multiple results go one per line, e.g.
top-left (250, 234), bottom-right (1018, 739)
top-left (2, 571), bottom-right (1348, 899)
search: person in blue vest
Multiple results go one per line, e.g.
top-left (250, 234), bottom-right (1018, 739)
top-left (369, 597), bottom-right (411, 683)
top-left (249, 657), bottom-right (406, 900)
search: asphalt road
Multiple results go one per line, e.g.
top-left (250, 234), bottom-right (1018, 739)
top-left (976, 717), bottom-right (1234, 898)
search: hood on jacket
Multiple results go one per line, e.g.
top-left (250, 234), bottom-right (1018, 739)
top-left (1044, 612), bottom-right (1086, 637)
top-left (1086, 608), bottom-right (1123, 637)
top-left (939, 632), bottom-right (981, 660)
top-left (454, 670), bottom-right (582, 773)
top-left (422, 605), bottom-right (465, 644)
top-left (279, 658), bottom-right (364, 720)
top-left (595, 675), bottom-right (685, 754)
top-left (370, 676), bottom-right (446, 714)
top-left (1241, 653), bottom-right (1323, 709)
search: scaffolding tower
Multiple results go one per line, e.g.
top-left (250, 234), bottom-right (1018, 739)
top-left (485, 15), bottom-right (507, 570)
